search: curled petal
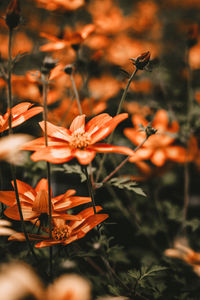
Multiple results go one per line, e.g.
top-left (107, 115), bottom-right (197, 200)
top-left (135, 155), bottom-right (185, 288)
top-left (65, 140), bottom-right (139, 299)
top-left (10, 106), bottom-right (43, 129)
top-left (54, 196), bottom-right (91, 211)
top-left (69, 206), bottom-right (103, 230)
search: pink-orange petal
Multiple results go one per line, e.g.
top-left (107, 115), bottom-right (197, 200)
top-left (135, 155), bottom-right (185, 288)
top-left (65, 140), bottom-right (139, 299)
top-left (152, 109), bottom-right (168, 130)
top-left (85, 113), bottom-right (112, 135)
top-left (69, 115), bottom-right (86, 133)
top-left (151, 149), bottom-right (167, 166)
top-left (12, 180), bottom-right (36, 200)
top-left (35, 178), bottom-right (48, 193)
top-left (132, 114), bottom-right (148, 128)
top-left (91, 143), bottom-right (135, 156)
top-left (21, 137), bottom-right (66, 151)
top-left (31, 146), bottom-right (73, 164)
top-left (129, 147), bottom-right (153, 162)
top-left (0, 191), bottom-right (16, 206)
top-left (165, 146), bottom-right (187, 163)
top-left (74, 149), bottom-right (96, 165)
top-left (90, 113), bottom-right (128, 144)
top-left (69, 206), bottom-right (103, 230)
top-left (10, 106), bottom-right (43, 129)
top-left (4, 203), bottom-right (39, 221)
top-left (11, 102), bottom-right (33, 117)
top-left (40, 121), bottom-right (71, 142)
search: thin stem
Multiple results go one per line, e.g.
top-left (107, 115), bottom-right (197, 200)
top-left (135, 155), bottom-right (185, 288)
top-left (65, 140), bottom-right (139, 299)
top-left (70, 73), bottom-right (82, 115)
top-left (42, 74), bottom-right (53, 277)
top-left (183, 162), bottom-right (189, 220)
top-left (97, 136), bottom-right (148, 187)
top-left (7, 29), bottom-right (38, 263)
top-left (95, 68), bottom-right (138, 183)
top-left (82, 166), bottom-right (97, 214)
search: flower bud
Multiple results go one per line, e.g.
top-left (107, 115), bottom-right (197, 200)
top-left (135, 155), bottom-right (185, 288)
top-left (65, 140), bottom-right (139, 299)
top-left (5, 0), bottom-right (21, 30)
top-left (41, 56), bottom-right (56, 75)
top-left (64, 64), bottom-right (74, 75)
top-left (130, 51), bottom-right (151, 70)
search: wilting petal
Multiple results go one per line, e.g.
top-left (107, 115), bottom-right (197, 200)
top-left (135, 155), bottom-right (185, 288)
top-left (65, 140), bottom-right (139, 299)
top-left (165, 146), bottom-right (187, 163)
top-left (91, 143), bottom-right (135, 156)
top-left (40, 121), bottom-right (71, 142)
top-left (74, 149), bottom-right (96, 165)
top-left (69, 115), bottom-right (85, 133)
top-left (151, 149), bottom-right (166, 166)
top-left (90, 113), bottom-right (128, 144)
top-left (54, 196), bottom-right (91, 211)
top-left (5, 203), bottom-right (39, 221)
top-left (85, 113), bottom-right (112, 135)
top-left (12, 180), bottom-right (36, 200)
top-left (31, 146), bottom-right (73, 163)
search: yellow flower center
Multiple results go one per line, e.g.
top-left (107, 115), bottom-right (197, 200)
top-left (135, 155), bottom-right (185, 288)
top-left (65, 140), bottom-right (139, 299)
top-left (69, 129), bottom-right (91, 149)
top-left (52, 225), bottom-right (71, 241)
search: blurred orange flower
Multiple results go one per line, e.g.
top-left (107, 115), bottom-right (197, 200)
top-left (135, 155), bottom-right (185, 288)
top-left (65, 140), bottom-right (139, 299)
top-left (0, 102), bottom-right (42, 133)
top-left (124, 110), bottom-right (186, 167)
top-left (9, 206), bottom-right (108, 248)
top-left (33, 0), bottom-right (85, 11)
top-left (123, 101), bottom-right (152, 117)
top-left (22, 113), bottom-right (135, 165)
top-left (0, 178), bottom-right (91, 222)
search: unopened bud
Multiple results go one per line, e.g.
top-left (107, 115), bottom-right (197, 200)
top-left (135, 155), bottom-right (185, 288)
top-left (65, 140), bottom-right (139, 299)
top-left (64, 64), bottom-right (74, 75)
top-left (5, 0), bottom-right (21, 30)
top-left (130, 51), bottom-right (151, 70)
top-left (145, 125), bottom-right (157, 138)
top-left (41, 56), bottom-right (56, 75)
top-left (187, 24), bottom-right (198, 48)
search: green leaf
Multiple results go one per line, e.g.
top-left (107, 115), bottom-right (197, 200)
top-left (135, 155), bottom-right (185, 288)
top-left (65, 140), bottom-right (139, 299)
top-left (108, 176), bottom-right (146, 197)
top-left (183, 219), bottom-right (200, 231)
top-left (53, 164), bottom-right (96, 183)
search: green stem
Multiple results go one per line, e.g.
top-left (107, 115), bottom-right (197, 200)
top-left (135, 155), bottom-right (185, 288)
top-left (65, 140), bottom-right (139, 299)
top-left (95, 68), bottom-right (138, 183)
top-left (7, 29), bottom-right (38, 263)
top-left (70, 73), bottom-right (83, 115)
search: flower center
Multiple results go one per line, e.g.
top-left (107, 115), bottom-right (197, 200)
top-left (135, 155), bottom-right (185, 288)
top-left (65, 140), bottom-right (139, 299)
top-left (52, 225), bottom-right (71, 241)
top-left (69, 129), bottom-right (91, 149)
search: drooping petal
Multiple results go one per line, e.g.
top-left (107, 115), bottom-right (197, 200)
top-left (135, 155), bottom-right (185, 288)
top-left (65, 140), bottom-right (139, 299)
top-left (40, 121), bottom-right (71, 142)
top-left (12, 180), bottom-right (36, 200)
top-left (85, 113), bottom-right (112, 135)
top-left (69, 115), bottom-right (85, 133)
top-left (90, 143), bottom-right (135, 156)
top-left (52, 189), bottom-right (76, 203)
top-left (54, 196), bottom-right (91, 211)
top-left (90, 113), bottom-right (128, 144)
top-left (74, 149), bottom-right (96, 165)
top-left (4, 203), bottom-right (39, 221)
top-left (31, 146), bottom-right (73, 164)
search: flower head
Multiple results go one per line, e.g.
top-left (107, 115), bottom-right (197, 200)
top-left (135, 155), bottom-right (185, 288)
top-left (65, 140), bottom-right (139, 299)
top-left (22, 113), bottom-right (135, 165)
top-left (5, 0), bottom-right (21, 30)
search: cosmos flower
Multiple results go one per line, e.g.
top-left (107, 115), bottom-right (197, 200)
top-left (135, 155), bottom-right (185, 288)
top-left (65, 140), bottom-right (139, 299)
top-left (124, 109), bottom-right (186, 167)
top-left (22, 113), bottom-right (135, 165)
top-left (0, 178), bottom-right (91, 223)
top-left (9, 206), bottom-right (108, 248)
top-left (0, 102), bottom-right (42, 133)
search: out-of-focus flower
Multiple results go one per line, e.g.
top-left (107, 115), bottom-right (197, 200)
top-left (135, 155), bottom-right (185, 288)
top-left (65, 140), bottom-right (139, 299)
top-left (124, 110), bottom-right (186, 167)
top-left (165, 238), bottom-right (200, 276)
top-left (33, 0), bottom-right (85, 11)
top-left (123, 101), bottom-right (152, 117)
top-left (48, 97), bottom-right (106, 127)
top-left (47, 274), bottom-right (91, 300)
top-left (0, 102), bottom-right (42, 133)
top-left (0, 262), bottom-right (44, 300)
top-left (129, 79), bottom-right (153, 94)
top-left (189, 40), bottom-right (200, 69)
top-left (0, 219), bottom-right (16, 236)
top-left (0, 178), bottom-right (91, 222)
top-left (0, 134), bottom-right (31, 164)
top-left (9, 207), bottom-right (108, 248)
top-left (22, 113), bottom-right (135, 165)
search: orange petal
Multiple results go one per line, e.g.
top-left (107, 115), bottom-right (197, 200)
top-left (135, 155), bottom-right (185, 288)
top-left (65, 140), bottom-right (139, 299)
top-left (53, 189), bottom-right (76, 203)
top-left (21, 137), bottom-right (65, 151)
top-left (4, 203), bottom-right (39, 221)
top-left (52, 213), bottom-right (82, 221)
top-left (151, 149), bottom-right (167, 166)
top-left (129, 148), bottom-right (153, 162)
top-left (0, 191), bottom-right (16, 206)
top-left (31, 146), bottom-right (73, 163)
top-left (165, 146), bottom-right (187, 163)
top-left (152, 109), bottom-right (168, 130)
top-left (40, 41), bottom-right (68, 52)
top-left (10, 106), bottom-right (43, 129)
top-left (54, 196), bottom-right (91, 211)
top-left (35, 240), bottom-right (61, 248)
top-left (35, 178), bottom-right (48, 193)
top-left (90, 113), bottom-right (128, 144)
top-left (40, 121), bottom-right (71, 142)
top-left (11, 102), bottom-right (33, 117)
top-left (124, 128), bottom-right (146, 146)
top-left (91, 143), bottom-right (135, 156)
top-left (74, 149), bottom-right (96, 165)
top-left (12, 180), bottom-right (36, 200)
top-left (69, 115), bottom-right (85, 133)
top-left (69, 206), bottom-right (103, 230)
top-left (85, 113), bottom-right (112, 135)
top-left (132, 114), bottom-right (148, 128)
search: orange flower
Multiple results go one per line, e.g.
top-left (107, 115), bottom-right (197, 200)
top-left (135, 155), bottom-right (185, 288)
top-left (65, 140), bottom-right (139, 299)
top-left (0, 178), bottom-right (91, 222)
top-left (22, 113), bottom-right (135, 165)
top-left (9, 207), bottom-right (108, 248)
top-left (0, 102), bottom-right (42, 133)
top-left (165, 238), bottom-right (200, 276)
top-left (124, 110), bottom-right (186, 167)
top-left (33, 0), bottom-right (85, 11)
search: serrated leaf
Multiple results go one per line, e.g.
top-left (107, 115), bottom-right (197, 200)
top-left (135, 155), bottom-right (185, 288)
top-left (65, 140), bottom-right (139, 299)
top-left (108, 176), bottom-right (146, 197)
top-left (183, 219), bottom-right (200, 231)
top-left (53, 164), bottom-right (96, 183)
